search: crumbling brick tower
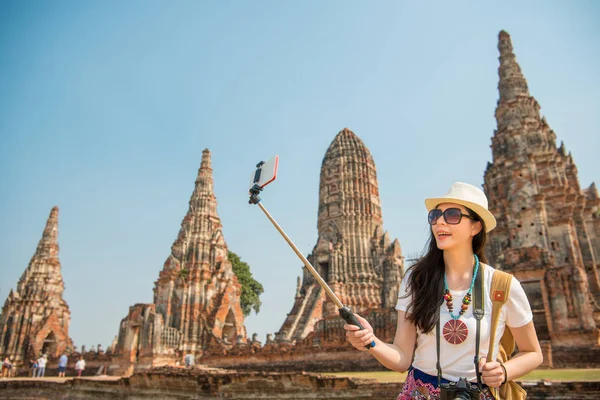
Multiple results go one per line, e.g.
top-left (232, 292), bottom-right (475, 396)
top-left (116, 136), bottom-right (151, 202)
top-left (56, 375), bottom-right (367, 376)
top-left (113, 149), bottom-right (246, 369)
top-left (154, 148), bottom-right (247, 351)
top-left (483, 31), bottom-right (600, 364)
top-left (277, 128), bottom-right (404, 347)
top-left (0, 207), bottom-right (73, 365)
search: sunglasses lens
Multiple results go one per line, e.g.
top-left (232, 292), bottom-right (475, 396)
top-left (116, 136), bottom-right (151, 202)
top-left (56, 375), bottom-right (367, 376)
top-left (445, 208), bottom-right (462, 224)
top-left (428, 209), bottom-right (442, 225)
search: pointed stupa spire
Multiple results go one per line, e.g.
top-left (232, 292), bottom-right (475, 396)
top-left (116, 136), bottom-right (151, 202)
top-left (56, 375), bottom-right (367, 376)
top-left (194, 148), bottom-right (214, 196)
top-left (484, 31), bottom-right (600, 351)
top-left (35, 206), bottom-right (59, 259)
top-left (585, 182), bottom-right (598, 200)
top-left (199, 148), bottom-right (212, 172)
top-left (491, 30), bottom-right (550, 159)
top-left (498, 30), bottom-right (530, 102)
top-left (17, 206), bottom-right (65, 298)
top-left (147, 148), bottom-right (247, 354)
top-left (558, 141), bottom-right (567, 157)
top-left (188, 148), bottom-right (218, 218)
top-left (163, 148), bottom-right (222, 270)
top-left (0, 206), bottom-right (72, 362)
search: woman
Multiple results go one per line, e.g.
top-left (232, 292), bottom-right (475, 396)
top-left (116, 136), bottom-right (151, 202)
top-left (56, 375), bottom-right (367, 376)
top-left (344, 182), bottom-right (543, 399)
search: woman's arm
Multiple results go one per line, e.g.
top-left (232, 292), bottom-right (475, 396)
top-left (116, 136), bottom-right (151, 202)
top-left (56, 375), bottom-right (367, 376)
top-left (503, 321), bottom-right (543, 379)
top-left (479, 321), bottom-right (543, 387)
top-left (343, 310), bottom-right (417, 373)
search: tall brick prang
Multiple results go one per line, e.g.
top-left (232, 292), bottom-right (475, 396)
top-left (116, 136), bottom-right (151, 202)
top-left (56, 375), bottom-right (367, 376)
top-left (277, 128), bottom-right (404, 344)
top-left (0, 207), bottom-right (73, 364)
top-left (113, 149), bottom-right (246, 371)
top-left (484, 31), bottom-right (600, 355)
top-left (154, 148), bottom-right (246, 351)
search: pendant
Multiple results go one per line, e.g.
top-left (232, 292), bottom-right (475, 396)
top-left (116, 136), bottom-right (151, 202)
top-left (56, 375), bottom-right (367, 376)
top-left (443, 319), bottom-right (468, 344)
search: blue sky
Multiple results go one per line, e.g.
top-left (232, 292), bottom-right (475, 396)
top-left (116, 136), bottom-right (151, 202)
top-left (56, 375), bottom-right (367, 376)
top-left (0, 1), bottom-right (598, 350)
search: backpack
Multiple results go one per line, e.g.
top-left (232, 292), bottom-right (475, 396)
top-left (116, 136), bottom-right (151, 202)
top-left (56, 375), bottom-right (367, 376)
top-left (486, 269), bottom-right (528, 400)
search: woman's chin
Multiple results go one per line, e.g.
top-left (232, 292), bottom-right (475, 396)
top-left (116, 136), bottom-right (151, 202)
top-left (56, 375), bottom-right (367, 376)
top-left (435, 239), bottom-right (453, 250)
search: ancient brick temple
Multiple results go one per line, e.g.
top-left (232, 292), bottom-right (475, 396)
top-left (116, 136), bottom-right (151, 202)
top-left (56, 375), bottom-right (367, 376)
top-left (113, 149), bottom-right (246, 369)
top-left (484, 31), bottom-right (600, 361)
top-left (0, 207), bottom-right (73, 364)
top-left (276, 128), bottom-right (404, 346)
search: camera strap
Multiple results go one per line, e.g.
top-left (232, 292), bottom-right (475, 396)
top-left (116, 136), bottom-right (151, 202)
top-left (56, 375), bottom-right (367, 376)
top-left (473, 264), bottom-right (485, 392)
top-left (436, 261), bottom-right (485, 391)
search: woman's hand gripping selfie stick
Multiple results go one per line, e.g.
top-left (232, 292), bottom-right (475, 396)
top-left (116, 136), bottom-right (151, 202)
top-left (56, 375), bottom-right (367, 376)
top-left (248, 159), bottom-right (375, 350)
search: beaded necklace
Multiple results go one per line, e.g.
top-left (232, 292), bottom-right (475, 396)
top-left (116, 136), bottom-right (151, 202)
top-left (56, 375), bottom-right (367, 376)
top-left (441, 254), bottom-right (479, 344)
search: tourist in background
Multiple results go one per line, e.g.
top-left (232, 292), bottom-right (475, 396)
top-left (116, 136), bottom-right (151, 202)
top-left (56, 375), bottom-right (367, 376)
top-left (184, 353), bottom-right (195, 368)
top-left (2, 356), bottom-right (12, 378)
top-left (58, 353), bottom-right (68, 377)
top-left (29, 358), bottom-right (38, 377)
top-left (75, 356), bottom-right (86, 378)
top-left (343, 182), bottom-right (543, 399)
top-left (36, 354), bottom-right (47, 377)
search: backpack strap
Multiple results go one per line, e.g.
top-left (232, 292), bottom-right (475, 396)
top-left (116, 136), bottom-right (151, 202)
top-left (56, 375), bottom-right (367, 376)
top-left (486, 268), bottom-right (513, 361)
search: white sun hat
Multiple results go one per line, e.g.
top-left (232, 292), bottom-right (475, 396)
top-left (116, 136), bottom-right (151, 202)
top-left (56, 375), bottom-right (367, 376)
top-left (424, 182), bottom-right (497, 232)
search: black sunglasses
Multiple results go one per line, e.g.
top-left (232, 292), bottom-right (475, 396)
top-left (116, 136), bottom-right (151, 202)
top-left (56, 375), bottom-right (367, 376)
top-left (428, 208), bottom-right (475, 225)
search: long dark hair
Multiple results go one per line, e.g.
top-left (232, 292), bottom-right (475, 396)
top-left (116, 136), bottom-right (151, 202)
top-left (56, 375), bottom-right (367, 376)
top-left (403, 207), bottom-right (488, 334)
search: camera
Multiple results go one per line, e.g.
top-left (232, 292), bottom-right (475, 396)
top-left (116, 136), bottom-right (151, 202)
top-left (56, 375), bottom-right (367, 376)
top-left (439, 377), bottom-right (481, 400)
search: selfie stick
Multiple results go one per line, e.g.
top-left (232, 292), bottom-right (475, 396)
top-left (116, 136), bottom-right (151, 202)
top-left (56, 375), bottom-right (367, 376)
top-left (248, 161), bottom-right (375, 349)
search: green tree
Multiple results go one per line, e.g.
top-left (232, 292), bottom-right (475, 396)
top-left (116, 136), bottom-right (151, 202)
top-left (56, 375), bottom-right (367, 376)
top-left (228, 251), bottom-right (264, 317)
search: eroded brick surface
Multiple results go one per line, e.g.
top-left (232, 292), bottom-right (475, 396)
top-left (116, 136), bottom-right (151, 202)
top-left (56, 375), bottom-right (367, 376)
top-left (0, 207), bottom-right (73, 365)
top-left (483, 31), bottom-right (600, 363)
top-left (112, 149), bottom-right (246, 372)
top-left (275, 129), bottom-right (404, 346)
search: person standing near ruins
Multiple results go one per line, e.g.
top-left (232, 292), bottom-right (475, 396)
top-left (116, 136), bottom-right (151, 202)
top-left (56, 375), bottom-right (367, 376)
top-left (344, 182), bottom-right (543, 399)
top-left (75, 356), bottom-right (86, 377)
top-left (2, 356), bottom-right (12, 378)
top-left (184, 353), bottom-right (195, 367)
top-left (58, 353), bottom-right (68, 377)
top-left (36, 354), bottom-right (47, 377)
top-left (29, 358), bottom-right (38, 377)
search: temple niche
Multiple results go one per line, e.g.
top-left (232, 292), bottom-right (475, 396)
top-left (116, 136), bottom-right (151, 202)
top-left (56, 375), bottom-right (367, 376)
top-left (484, 31), bottom-right (600, 366)
top-left (276, 128), bottom-right (405, 347)
top-left (0, 207), bottom-right (74, 365)
top-left (112, 149), bottom-right (247, 372)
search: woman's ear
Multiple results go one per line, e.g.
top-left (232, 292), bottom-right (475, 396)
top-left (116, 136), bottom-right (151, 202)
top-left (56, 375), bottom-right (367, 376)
top-left (471, 220), bottom-right (483, 237)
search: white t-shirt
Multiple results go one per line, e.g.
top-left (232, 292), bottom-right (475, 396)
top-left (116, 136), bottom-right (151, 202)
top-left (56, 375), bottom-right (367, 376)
top-left (395, 264), bottom-right (532, 382)
top-left (75, 359), bottom-right (86, 370)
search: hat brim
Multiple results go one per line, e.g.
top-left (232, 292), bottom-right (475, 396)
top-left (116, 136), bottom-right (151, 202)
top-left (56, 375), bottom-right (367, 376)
top-left (425, 197), bottom-right (497, 233)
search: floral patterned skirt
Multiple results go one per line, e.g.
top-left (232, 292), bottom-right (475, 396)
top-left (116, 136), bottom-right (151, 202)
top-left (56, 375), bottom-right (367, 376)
top-left (397, 368), bottom-right (496, 400)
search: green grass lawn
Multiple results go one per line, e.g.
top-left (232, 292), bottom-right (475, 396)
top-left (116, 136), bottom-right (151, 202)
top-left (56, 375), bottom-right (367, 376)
top-left (325, 369), bottom-right (600, 383)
